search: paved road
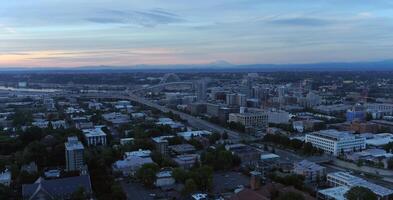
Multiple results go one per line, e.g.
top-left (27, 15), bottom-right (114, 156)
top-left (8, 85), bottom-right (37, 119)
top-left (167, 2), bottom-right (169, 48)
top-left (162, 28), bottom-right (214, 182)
top-left (77, 92), bottom-right (246, 141)
top-left (128, 94), bottom-right (245, 141)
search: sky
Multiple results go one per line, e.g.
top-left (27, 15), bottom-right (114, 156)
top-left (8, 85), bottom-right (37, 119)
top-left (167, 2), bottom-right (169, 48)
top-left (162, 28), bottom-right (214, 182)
top-left (1, 0), bottom-right (393, 68)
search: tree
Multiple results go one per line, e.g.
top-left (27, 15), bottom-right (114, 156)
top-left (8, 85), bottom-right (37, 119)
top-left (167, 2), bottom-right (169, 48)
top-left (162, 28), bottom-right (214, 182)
top-left (70, 187), bottom-right (87, 200)
top-left (0, 185), bottom-right (15, 199)
top-left (208, 132), bottom-right (221, 144)
top-left (172, 168), bottom-right (189, 183)
top-left (344, 186), bottom-right (377, 200)
top-left (136, 163), bottom-right (159, 187)
top-left (388, 158), bottom-right (393, 169)
top-left (275, 192), bottom-right (305, 200)
top-left (222, 132), bottom-right (228, 140)
top-left (182, 179), bottom-right (197, 196)
top-left (190, 166), bottom-right (213, 191)
top-left (110, 184), bottom-right (127, 200)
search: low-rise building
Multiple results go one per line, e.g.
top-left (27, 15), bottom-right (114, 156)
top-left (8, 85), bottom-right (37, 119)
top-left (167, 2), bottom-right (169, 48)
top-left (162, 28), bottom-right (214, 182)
top-left (112, 150), bottom-right (154, 176)
top-left (225, 144), bottom-right (261, 165)
top-left (82, 126), bottom-right (107, 146)
top-left (267, 109), bottom-right (290, 124)
top-left (365, 133), bottom-right (393, 147)
top-left (177, 130), bottom-right (212, 141)
top-left (317, 186), bottom-right (349, 200)
top-left (120, 138), bottom-right (135, 145)
top-left (155, 170), bottom-right (175, 188)
top-left (326, 172), bottom-right (393, 199)
top-left (173, 154), bottom-right (199, 169)
top-left (102, 112), bottom-right (131, 126)
top-left (305, 129), bottom-right (366, 156)
top-left (168, 144), bottom-right (196, 155)
top-left (228, 112), bottom-right (268, 129)
top-left (22, 175), bottom-right (93, 200)
top-left (293, 160), bottom-right (326, 183)
top-left (156, 118), bottom-right (184, 130)
top-left (32, 120), bottom-right (67, 129)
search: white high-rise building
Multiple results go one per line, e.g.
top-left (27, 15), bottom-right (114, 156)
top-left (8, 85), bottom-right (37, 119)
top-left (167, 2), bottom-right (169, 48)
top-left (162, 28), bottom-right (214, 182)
top-left (65, 136), bottom-right (84, 171)
top-left (305, 129), bottom-right (365, 156)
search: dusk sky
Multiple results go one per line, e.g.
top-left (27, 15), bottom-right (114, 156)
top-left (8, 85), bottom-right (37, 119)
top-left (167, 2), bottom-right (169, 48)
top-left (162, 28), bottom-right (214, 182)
top-left (1, 0), bottom-right (393, 67)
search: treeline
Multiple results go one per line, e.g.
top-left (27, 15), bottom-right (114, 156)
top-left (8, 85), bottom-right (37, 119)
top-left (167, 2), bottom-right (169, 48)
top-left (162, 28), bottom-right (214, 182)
top-left (200, 146), bottom-right (241, 170)
top-left (263, 134), bottom-right (323, 155)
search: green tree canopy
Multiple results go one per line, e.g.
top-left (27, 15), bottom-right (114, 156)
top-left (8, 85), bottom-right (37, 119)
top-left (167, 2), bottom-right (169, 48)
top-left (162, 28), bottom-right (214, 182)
top-left (275, 192), bottom-right (305, 200)
top-left (136, 163), bottom-right (159, 187)
top-left (344, 186), bottom-right (377, 200)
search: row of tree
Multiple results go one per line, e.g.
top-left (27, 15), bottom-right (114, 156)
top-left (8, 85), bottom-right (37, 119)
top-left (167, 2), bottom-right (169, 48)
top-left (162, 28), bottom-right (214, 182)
top-left (263, 134), bottom-right (324, 155)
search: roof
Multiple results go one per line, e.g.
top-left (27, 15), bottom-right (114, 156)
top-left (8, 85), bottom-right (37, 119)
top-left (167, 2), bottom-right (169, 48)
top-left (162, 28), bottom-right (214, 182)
top-left (113, 156), bottom-right (153, 169)
top-left (22, 175), bottom-right (92, 199)
top-left (260, 153), bottom-right (280, 160)
top-left (294, 160), bottom-right (325, 172)
top-left (82, 126), bottom-right (106, 137)
top-left (65, 136), bottom-right (84, 150)
top-left (366, 133), bottom-right (393, 146)
top-left (156, 170), bottom-right (172, 178)
top-left (229, 188), bottom-right (269, 200)
top-left (318, 186), bottom-right (349, 200)
top-left (152, 135), bottom-right (174, 143)
top-left (168, 144), bottom-right (196, 153)
top-left (308, 129), bottom-right (362, 141)
top-left (328, 172), bottom-right (393, 197)
top-left (125, 149), bottom-right (151, 158)
top-left (177, 130), bottom-right (212, 140)
top-left (0, 169), bottom-right (11, 182)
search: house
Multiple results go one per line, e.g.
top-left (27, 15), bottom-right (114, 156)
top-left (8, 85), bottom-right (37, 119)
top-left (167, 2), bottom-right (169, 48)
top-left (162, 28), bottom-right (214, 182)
top-left (22, 175), bottom-right (93, 200)
top-left (155, 170), bottom-right (175, 187)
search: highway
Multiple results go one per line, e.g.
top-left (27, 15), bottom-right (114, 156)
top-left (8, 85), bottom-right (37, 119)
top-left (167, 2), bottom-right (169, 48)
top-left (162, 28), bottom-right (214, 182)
top-left (127, 94), bottom-right (245, 141)
top-left (78, 91), bottom-right (245, 141)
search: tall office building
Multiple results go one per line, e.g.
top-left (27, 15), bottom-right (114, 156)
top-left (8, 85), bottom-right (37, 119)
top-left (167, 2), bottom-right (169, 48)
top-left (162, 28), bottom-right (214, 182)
top-left (195, 79), bottom-right (207, 102)
top-left (65, 136), bottom-right (85, 171)
top-left (245, 76), bottom-right (253, 98)
top-left (226, 93), bottom-right (246, 107)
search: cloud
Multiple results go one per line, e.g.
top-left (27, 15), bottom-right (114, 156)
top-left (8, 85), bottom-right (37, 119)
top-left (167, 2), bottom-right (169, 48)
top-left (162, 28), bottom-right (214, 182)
top-left (86, 17), bottom-right (124, 24)
top-left (267, 17), bottom-right (332, 26)
top-left (87, 9), bottom-right (185, 27)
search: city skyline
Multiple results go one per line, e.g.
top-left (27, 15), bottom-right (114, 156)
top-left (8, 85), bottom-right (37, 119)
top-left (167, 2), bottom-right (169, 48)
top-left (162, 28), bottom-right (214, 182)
top-left (1, 0), bottom-right (393, 67)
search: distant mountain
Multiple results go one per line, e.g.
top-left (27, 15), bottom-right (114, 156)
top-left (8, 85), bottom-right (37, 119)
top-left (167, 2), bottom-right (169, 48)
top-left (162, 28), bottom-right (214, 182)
top-left (0, 59), bottom-right (393, 73)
